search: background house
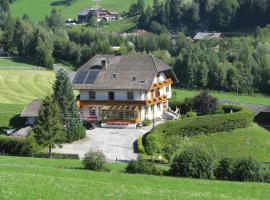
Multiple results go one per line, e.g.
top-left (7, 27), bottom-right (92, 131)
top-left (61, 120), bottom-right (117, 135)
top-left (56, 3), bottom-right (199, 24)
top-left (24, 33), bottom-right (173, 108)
top-left (78, 8), bottom-right (119, 23)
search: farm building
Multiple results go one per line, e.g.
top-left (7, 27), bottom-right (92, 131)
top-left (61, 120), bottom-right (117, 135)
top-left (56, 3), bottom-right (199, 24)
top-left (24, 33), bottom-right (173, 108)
top-left (78, 8), bottom-right (119, 23)
top-left (73, 54), bottom-right (178, 128)
top-left (20, 99), bottom-right (42, 125)
top-left (193, 32), bottom-right (223, 41)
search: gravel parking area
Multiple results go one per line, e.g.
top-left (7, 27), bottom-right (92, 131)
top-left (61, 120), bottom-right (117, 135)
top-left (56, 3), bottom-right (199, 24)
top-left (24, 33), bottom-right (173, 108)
top-left (53, 127), bottom-right (147, 161)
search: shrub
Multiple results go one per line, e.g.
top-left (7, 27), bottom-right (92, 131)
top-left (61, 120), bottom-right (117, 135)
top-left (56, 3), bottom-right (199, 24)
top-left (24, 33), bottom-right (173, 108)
top-left (170, 147), bottom-right (213, 179)
top-left (83, 150), bottom-right (106, 171)
top-left (232, 157), bottom-right (261, 182)
top-left (137, 136), bottom-right (145, 153)
top-left (126, 159), bottom-right (163, 175)
top-left (215, 158), bottom-right (234, 180)
top-left (144, 134), bottom-right (161, 155)
top-left (143, 119), bottom-right (151, 126)
top-left (169, 97), bottom-right (193, 114)
top-left (185, 111), bottom-right (197, 118)
top-left (193, 91), bottom-right (218, 115)
top-left (0, 135), bottom-right (25, 154)
top-left (262, 170), bottom-right (270, 183)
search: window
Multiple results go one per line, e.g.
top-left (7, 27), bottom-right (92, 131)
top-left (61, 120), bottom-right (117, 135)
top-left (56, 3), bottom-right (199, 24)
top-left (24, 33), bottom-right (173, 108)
top-left (157, 103), bottom-right (161, 110)
top-left (166, 86), bottom-right (170, 93)
top-left (89, 91), bottom-right (96, 100)
top-left (111, 73), bottom-right (117, 78)
top-left (108, 92), bottom-right (115, 100)
top-left (127, 92), bottom-right (134, 100)
top-left (89, 107), bottom-right (96, 116)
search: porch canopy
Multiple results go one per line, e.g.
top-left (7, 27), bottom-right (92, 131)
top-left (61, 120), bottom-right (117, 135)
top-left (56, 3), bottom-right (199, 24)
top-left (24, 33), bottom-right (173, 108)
top-left (101, 105), bottom-right (140, 123)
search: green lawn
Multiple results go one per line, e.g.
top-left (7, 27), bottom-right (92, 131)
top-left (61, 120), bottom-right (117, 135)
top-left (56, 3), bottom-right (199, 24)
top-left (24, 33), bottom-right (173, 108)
top-left (172, 89), bottom-right (270, 105)
top-left (181, 123), bottom-right (270, 162)
top-left (0, 156), bottom-right (269, 200)
top-left (10, 0), bottom-right (154, 22)
top-left (0, 57), bottom-right (45, 69)
top-left (0, 68), bottom-right (55, 131)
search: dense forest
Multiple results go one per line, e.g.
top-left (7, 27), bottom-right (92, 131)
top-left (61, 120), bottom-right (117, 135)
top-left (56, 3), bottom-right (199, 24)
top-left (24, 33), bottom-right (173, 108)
top-left (0, 0), bottom-right (270, 95)
top-left (128, 0), bottom-right (270, 33)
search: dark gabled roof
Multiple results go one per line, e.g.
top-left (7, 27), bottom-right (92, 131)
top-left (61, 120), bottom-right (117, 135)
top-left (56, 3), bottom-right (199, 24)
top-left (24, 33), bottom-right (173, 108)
top-left (21, 99), bottom-right (42, 117)
top-left (193, 32), bottom-right (222, 40)
top-left (73, 54), bottom-right (177, 91)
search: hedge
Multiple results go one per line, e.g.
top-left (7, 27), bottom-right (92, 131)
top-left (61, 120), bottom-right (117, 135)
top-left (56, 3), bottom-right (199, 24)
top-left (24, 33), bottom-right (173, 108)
top-left (137, 136), bottom-right (145, 153)
top-left (0, 135), bottom-right (25, 154)
top-left (156, 105), bottom-right (253, 137)
top-left (144, 105), bottom-right (254, 153)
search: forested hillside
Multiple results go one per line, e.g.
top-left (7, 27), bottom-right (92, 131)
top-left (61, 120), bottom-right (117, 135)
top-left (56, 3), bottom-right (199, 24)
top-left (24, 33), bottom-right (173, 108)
top-left (131, 0), bottom-right (270, 33)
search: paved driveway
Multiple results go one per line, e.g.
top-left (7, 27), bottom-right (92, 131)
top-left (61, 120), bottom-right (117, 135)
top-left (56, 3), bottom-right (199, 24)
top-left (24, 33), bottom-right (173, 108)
top-left (53, 127), bottom-right (147, 161)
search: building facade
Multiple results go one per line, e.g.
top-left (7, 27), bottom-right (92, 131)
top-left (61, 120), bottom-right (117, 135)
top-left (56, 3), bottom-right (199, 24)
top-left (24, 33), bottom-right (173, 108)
top-left (73, 54), bottom-right (178, 128)
top-left (78, 8), bottom-right (119, 23)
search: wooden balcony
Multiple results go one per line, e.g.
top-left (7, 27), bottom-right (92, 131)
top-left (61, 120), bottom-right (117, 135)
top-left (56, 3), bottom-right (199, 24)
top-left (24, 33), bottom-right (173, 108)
top-left (151, 79), bottom-right (173, 90)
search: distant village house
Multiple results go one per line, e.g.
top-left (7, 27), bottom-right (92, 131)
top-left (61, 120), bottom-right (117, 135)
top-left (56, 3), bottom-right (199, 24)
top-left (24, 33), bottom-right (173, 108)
top-left (193, 32), bottom-right (223, 41)
top-left (78, 8), bottom-right (119, 23)
top-left (20, 99), bottom-right (42, 126)
top-left (73, 54), bottom-right (178, 128)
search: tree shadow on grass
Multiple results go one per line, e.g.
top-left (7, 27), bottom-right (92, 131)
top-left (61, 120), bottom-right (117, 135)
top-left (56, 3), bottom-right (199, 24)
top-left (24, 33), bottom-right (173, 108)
top-left (50, 0), bottom-right (77, 6)
top-left (9, 114), bottom-right (26, 130)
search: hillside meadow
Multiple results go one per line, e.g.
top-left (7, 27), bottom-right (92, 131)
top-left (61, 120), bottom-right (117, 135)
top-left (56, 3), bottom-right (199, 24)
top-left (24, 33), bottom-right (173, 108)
top-left (0, 58), bottom-right (55, 131)
top-left (10, 0), bottom-right (154, 22)
top-left (0, 156), bottom-right (269, 200)
top-left (172, 89), bottom-right (270, 105)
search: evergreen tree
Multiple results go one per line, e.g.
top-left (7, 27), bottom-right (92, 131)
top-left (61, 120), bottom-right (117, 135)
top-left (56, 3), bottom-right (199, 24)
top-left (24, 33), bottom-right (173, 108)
top-left (32, 96), bottom-right (65, 156)
top-left (53, 69), bottom-right (85, 142)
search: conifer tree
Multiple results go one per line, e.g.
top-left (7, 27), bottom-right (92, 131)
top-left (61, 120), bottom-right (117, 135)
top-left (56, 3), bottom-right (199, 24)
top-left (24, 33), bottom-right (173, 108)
top-left (32, 96), bottom-right (65, 156)
top-left (53, 69), bottom-right (85, 142)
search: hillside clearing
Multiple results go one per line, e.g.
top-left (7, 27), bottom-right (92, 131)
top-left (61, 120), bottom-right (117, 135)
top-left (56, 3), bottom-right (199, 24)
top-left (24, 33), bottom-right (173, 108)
top-left (10, 0), bottom-right (154, 22)
top-left (0, 156), bottom-right (269, 200)
top-left (172, 89), bottom-right (270, 105)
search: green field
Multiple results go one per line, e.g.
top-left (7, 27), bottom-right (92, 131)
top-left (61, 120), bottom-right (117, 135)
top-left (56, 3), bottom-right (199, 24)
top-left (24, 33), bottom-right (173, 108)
top-left (10, 0), bottom-right (153, 22)
top-left (0, 156), bottom-right (269, 200)
top-left (0, 58), bottom-right (55, 130)
top-left (0, 57), bottom-right (45, 69)
top-left (181, 124), bottom-right (270, 162)
top-left (172, 89), bottom-right (270, 105)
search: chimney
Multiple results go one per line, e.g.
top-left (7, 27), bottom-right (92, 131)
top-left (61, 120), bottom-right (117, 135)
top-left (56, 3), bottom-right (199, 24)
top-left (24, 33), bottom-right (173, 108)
top-left (101, 59), bottom-right (107, 70)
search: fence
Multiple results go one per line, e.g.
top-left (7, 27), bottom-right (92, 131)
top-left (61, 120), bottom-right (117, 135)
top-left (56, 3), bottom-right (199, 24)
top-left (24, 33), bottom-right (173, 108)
top-left (0, 152), bottom-right (79, 160)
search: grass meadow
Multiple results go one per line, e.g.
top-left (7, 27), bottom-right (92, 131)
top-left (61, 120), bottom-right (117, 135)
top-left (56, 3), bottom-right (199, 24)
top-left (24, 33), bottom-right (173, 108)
top-left (10, 0), bottom-right (154, 22)
top-left (0, 58), bottom-right (55, 131)
top-left (181, 123), bottom-right (270, 162)
top-left (172, 88), bottom-right (270, 105)
top-left (0, 156), bottom-right (269, 200)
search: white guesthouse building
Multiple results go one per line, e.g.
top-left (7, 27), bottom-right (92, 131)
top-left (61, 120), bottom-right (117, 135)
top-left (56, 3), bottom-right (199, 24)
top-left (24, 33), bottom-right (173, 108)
top-left (73, 54), bottom-right (178, 128)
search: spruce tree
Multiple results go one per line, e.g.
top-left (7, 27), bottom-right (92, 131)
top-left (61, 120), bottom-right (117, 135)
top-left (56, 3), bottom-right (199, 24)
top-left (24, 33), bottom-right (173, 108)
top-left (32, 96), bottom-right (65, 156)
top-left (53, 69), bottom-right (85, 142)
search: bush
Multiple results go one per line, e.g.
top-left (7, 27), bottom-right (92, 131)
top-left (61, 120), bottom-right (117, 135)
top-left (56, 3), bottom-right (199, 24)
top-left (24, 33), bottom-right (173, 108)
top-left (193, 91), bottom-right (218, 115)
top-left (262, 170), bottom-right (270, 183)
top-left (185, 111), bottom-right (197, 118)
top-left (170, 147), bottom-right (213, 179)
top-left (0, 135), bottom-right (25, 154)
top-left (169, 97), bottom-right (193, 114)
top-left (232, 157), bottom-right (261, 182)
top-left (137, 136), bottom-right (145, 153)
top-left (215, 158), bottom-right (234, 180)
top-left (144, 134), bottom-right (161, 155)
top-left (143, 119), bottom-right (151, 126)
top-left (126, 159), bottom-right (163, 175)
top-left (83, 150), bottom-right (106, 171)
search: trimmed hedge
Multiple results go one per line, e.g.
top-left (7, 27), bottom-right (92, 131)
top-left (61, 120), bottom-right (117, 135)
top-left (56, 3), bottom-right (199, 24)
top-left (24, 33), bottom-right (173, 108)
top-left (137, 136), bottom-right (145, 153)
top-left (155, 105), bottom-right (253, 137)
top-left (144, 105), bottom-right (253, 154)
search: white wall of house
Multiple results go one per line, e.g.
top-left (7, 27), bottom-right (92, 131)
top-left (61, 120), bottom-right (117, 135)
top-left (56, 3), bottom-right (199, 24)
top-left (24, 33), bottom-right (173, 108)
top-left (153, 72), bottom-right (167, 83)
top-left (27, 117), bottom-right (38, 125)
top-left (143, 103), bottom-right (164, 120)
top-left (80, 90), bottom-right (144, 101)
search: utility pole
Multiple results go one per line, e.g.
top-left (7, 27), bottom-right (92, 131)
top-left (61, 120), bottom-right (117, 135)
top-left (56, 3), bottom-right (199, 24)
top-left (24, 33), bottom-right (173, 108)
top-left (152, 105), bottom-right (155, 133)
top-left (93, 0), bottom-right (101, 30)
